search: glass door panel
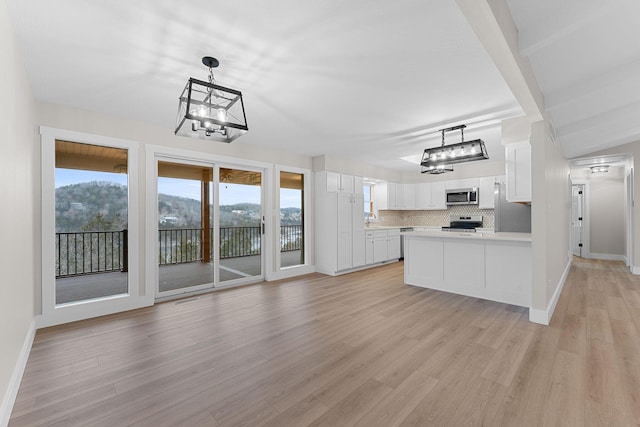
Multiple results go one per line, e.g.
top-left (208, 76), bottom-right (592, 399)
top-left (54, 140), bottom-right (129, 305)
top-left (218, 167), bottom-right (263, 283)
top-left (280, 171), bottom-right (305, 268)
top-left (157, 161), bottom-right (214, 294)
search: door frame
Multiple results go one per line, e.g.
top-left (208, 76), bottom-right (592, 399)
top-left (145, 145), bottom-right (273, 300)
top-left (570, 179), bottom-right (590, 259)
top-left (272, 164), bottom-right (314, 280)
top-left (39, 127), bottom-right (147, 328)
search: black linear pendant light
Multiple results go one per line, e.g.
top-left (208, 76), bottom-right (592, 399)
top-left (421, 125), bottom-right (489, 174)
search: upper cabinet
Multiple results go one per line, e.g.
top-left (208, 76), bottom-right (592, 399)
top-left (402, 183), bottom-right (416, 209)
top-left (478, 176), bottom-right (496, 209)
top-left (444, 177), bottom-right (479, 190)
top-left (322, 171), bottom-right (363, 195)
top-left (416, 182), bottom-right (446, 210)
top-left (505, 141), bottom-right (532, 203)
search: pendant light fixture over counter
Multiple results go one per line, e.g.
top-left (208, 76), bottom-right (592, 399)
top-left (175, 56), bottom-right (248, 143)
top-left (420, 124), bottom-right (489, 174)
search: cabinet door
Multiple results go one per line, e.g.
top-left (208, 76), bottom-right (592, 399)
top-left (403, 184), bottom-right (416, 209)
top-left (373, 231), bottom-right (388, 263)
top-left (505, 141), bottom-right (532, 202)
top-left (375, 182), bottom-right (389, 210)
top-left (387, 231), bottom-right (401, 260)
top-left (325, 171), bottom-right (340, 192)
top-left (395, 183), bottom-right (404, 209)
top-left (365, 232), bottom-right (374, 264)
top-left (337, 193), bottom-right (352, 270)
top-left (416, 182), bottom-right (431, 209)
top-left (430, 181), bottom-right (446, 210)
top-left (340, 174), bottom-right (355, 193)
top-left (351, 194), bottom-right (365, 267)
top-left (388, 183), bottom-right (398, 209)
top-left (353, 176), bottom-right (364, 196)
top-left (478, 176), bottom-right (496, 209)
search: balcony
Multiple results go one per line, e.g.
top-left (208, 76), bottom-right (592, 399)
top-left (55, 225), bottom-right (303, 304)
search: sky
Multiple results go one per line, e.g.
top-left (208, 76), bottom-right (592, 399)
top-left (56, 169), bottom-right (301, 209)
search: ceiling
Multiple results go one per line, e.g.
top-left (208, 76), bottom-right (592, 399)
top-left (507, 0), bottom-right (640, 159)
top-left (9, 1), bottom-right (638, 172)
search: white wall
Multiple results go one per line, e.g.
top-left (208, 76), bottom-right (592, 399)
top-left (587, 141), bottom-right (640, 267)
top-left (0, 0), bottom-right (38, 423)
top-left (531, 120), bottom-right (570, 314)
top-left (589, 167), bottom-right (625, 257)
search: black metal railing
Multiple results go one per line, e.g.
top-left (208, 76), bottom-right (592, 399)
top-left (280, 224), bottom-right (303, 252)
top-left (56, 230), bottom-right (127, 278)
top-left (55, 225), bottom-right (303, 277)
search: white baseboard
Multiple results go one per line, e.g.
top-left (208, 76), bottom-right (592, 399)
top-left (266, 265), bottom-right (316, 281)
top-left (529, 257), bottom-right (572, 326)
top-left (589, 252), bottom-right (626, 262)
top-left (0, 319), bottom-right (36, 427)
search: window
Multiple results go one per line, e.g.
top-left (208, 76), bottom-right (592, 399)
top-left (364, 184), bottom-right (375, 221)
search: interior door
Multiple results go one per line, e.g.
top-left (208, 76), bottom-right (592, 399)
top-left (571, 184), bottom-right (584, 257)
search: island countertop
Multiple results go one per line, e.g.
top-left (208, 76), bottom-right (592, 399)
top-left (401, 229), bottom-right (531, 242)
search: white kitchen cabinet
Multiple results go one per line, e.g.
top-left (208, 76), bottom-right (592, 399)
top-left (387, 229), bottom-right (401, 260)
top-left (505, 141), bottom-right (531, 202)
top-left (373, 230), bottom-right (388, 263)
top-left (365, 231), bottom-right (374, 264)
top-left (315, 172), bottom-right (366, 275)
top-left (444, 178), bottom-right (479, 190)
top-left (402, 184), bottom-right (416, 209)
top-left (322, 171), bottom-right (357, 193)
top-left (375, 182), bottom-right (403, 210)
top-left (478, 176), bottom-right (496, 209)
top-left (430, 181), bottom-right (446, 209)
top-left (416, 181), bottom-right (446, 210)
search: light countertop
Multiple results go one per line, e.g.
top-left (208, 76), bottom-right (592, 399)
top-left (401, 229), bottom-right (532, 242)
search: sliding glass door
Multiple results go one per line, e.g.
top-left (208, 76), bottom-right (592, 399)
top-left (218, 167), bottom-right (263, 283)
top-left (157, 160), bottom-right (214, 296)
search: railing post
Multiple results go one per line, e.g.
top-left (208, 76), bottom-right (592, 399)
top-left (122, 229), bottom-right (128, 272)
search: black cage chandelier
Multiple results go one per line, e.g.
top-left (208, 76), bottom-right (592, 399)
top-left (175, 56), bottom-right (248, 143)
top-left (421, 124), bottom-right (489, 174)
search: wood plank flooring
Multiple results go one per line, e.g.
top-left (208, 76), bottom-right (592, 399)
top-left (10, 257), bottom-right (640, 426)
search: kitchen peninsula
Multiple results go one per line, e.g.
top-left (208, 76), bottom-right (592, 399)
top-left (402, 230), bottom-right (532, 307)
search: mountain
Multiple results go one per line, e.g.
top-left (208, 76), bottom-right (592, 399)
top-left (55, 181), bottom-right (301, 232)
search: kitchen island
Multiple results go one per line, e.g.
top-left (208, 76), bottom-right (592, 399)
top-left (402, 230), bottom-right (532, 307)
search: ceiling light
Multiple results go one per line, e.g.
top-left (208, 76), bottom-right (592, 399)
top-left (420, 125), bottom-right (489, 173)
top-left (175, 56), bottom-right (248, 143)
top-left (590, 165), bottom-right (609, 173)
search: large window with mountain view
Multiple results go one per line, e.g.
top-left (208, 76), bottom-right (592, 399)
top-left (54, 140), bottom-right (129, 305)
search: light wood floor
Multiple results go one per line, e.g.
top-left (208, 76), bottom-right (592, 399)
top-left (10, 257), bottom-right (640, 426)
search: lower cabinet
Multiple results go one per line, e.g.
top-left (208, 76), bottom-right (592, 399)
top-left (365, 231), bottom-right (374, 264)
top-left (371, 229), bottom-right (401, 264)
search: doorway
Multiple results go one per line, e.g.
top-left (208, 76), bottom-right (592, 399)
top-left (571, 184), bottom-right (585, 257)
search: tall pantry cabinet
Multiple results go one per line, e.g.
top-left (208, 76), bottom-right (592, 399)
top-left (315, 171), bottom-right (365, 275)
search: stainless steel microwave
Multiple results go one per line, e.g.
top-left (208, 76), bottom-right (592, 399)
top-left (446, 188), bottom-right (478, 205)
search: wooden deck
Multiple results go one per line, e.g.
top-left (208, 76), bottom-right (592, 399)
top-left (56, 251), bottom-right (303, 303)
top-left (15, 257), bottom-right (640, 426)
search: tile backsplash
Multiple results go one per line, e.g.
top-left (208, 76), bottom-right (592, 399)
top-left (377, 206), bottom-right (495, 229)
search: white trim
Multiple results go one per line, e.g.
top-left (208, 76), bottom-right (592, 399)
top-left (589, 253), bottom-right (626, 262)
top-left (0, 319), bottom-right (36, 427)
top-left (270, 165), bottom-right (313, 280)
top-left (631, 265), bottom-right (640, 275)
top-left (267, 265), bottom-right (316, 281)
top-left (529, 257), bottom-right (572, 325)
top-left (40, 126), bottom-right (146, 327)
